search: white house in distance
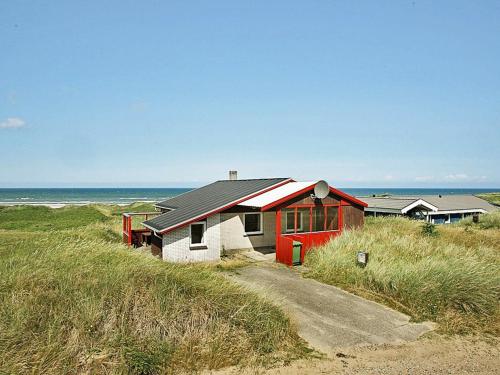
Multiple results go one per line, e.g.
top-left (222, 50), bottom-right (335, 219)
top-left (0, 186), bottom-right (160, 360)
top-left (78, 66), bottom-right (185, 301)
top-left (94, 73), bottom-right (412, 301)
top-left (362, 195), bottom-right (497, 224)
top-left (123, 172), bottom-right (367, 265)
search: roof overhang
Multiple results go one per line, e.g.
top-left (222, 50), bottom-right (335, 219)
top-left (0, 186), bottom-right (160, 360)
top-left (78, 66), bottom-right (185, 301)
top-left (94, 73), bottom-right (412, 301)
top-left (153, 204), bottom-right (175, 210)
top-left (364, 207), bottom-right (403, 214)
top-left (401, 199), bottom-right (438, 214)
top-left (238, 181), bottom-right (317, 210)
top-left (427, 209), bottom-right (488, 215)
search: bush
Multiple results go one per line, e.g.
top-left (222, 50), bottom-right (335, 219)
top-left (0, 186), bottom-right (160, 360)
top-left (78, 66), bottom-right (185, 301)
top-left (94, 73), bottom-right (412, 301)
top-left (421, 221), bottom-right (438, 236)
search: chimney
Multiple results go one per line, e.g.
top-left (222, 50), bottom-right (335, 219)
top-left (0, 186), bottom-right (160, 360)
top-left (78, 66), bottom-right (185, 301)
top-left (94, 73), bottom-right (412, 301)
top-left (229, 170), bottom-right (238, 180)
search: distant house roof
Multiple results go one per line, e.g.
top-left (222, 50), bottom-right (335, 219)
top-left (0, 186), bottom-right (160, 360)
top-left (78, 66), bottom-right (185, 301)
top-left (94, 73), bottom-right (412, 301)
top-left (363, 195), bottom-right (497, 214)
top-left (416, 195), bottom-right (497, 212)
top-left (362, 197), bottom-right (421, 211)
top-left (143, 178), bottom-right (291, 233)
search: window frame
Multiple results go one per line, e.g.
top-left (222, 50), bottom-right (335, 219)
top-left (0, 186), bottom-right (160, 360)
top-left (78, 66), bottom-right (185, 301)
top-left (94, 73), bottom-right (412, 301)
top-left (243, 212), bottom-right (263, 235)
top-left (189, 221), bottom-right (207, 248)
top-left (285, 210), bottom-right (303, 233)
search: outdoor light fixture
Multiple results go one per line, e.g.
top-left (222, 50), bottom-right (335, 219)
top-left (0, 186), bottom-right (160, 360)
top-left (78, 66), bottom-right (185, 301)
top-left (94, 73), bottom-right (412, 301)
top-left (357, 251), bottom-right (368, 267)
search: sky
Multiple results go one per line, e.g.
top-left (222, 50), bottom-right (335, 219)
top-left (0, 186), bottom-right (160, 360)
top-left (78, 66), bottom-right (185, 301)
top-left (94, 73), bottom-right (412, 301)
top-left (1, 0), bottom-right (499, 188)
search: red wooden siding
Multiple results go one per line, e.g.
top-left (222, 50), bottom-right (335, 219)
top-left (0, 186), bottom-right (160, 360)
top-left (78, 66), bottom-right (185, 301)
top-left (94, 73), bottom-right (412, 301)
top-left (342, 205), bottom-right (364, 229)
top-left (284, 231), bottom-right (342, 263)
top-left (274, 188), bottom-right (365, 266)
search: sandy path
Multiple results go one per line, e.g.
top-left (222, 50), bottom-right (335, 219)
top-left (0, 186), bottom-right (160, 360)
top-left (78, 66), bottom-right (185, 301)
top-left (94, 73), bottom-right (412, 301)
top-left (207, 336), bottom-right (499, 374)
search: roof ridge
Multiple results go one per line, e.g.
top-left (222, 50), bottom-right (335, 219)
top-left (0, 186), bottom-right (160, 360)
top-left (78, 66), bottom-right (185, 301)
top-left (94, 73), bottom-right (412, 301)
top-left (216, 177), bottom-right (291, 182)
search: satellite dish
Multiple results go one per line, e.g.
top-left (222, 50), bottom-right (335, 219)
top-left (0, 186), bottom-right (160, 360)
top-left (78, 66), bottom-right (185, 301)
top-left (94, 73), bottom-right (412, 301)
top-left (314, 180), bottom-right (329, 199)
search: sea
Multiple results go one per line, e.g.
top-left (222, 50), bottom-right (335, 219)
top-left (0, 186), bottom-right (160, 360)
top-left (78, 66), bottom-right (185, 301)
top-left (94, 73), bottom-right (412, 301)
top-left (0, 188), bottom-right (498, 206)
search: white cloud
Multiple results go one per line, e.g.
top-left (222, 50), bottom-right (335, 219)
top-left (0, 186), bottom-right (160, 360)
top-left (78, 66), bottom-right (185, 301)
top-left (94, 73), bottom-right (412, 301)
top-left (0, 117), bottom-right (26, 129)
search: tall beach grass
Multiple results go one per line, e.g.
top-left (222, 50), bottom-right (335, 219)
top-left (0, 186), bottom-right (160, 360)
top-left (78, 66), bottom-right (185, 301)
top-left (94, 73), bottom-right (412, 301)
top-left (0, 205), bottom-right (307, 374)
top-left (304, 215), bottom-right (500, 335)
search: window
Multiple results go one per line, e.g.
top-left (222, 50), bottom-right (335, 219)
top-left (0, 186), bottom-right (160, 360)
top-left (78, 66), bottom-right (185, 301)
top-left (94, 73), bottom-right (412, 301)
top-left (297, 208), bottom-right (310, 232)
top-left (286, 210), bottom-right (303, 232)
top-left (326, 207), bottom-right (339, 230)
top-left (312, 206), bottom-right (325, 232)
top-left (189, 222), bottom-right (206, 247)
top-left (244, 213), bottom-right (262, 234)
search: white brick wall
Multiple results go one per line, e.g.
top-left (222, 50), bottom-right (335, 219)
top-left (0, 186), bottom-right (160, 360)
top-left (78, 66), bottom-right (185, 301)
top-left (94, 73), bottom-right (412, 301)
top-left (162, 214), bottom-right (221, 262)
top-left (220, 211), bottom-right (276, 252)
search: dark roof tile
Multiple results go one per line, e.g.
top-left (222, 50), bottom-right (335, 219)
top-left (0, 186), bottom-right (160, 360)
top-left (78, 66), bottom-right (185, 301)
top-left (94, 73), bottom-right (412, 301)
top-left (143, 178), bottom-right (290, 232)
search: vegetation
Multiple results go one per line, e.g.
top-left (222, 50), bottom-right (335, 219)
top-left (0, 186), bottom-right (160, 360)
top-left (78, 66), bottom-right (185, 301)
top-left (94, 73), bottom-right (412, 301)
top-left (0, 204), bottom-right (306, 374)
top-left (304, 215), bottom-right (500, 335)
top-left (458, 210), bottom-right (500, 230)
top-left (477, 192), bottom-right (500, 206)
top-left (0, 205), bottom-right (109, 231)
top-left (421, 221), bottom-right (438, 236)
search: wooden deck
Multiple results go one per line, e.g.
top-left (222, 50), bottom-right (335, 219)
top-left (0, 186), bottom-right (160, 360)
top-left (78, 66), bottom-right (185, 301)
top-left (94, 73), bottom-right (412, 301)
top-left (122, 212), bottom-right (160, 247)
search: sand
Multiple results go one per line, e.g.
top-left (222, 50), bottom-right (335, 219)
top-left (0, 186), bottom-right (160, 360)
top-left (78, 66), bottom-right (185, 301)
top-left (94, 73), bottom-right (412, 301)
top-left (208, 336), bottom-right (499, 375)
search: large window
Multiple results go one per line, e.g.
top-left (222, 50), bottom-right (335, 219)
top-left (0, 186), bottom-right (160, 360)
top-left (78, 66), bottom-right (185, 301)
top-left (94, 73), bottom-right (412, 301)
top-left (281, 206), bottom-right (339, 234)
top-left (326, 207), bottom-right (339, 230)
top-left (244, 213), bottom-right (262, 234)
top-left (189, 222), bottom-right (206, 247)
top-left (312, 206), bottom-right (325, 232)
top-left (285, 210), bottom-right (303, 232)
top-left (297, 208), bottom-right (310, 232)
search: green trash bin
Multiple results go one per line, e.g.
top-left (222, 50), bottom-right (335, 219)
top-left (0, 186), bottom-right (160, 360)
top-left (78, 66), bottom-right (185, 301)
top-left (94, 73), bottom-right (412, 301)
top-left (292, 241), bottom-right (302, 265)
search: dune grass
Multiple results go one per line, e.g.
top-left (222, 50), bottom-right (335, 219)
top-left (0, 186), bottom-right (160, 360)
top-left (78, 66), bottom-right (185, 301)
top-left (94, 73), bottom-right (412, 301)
top-left (304, 215), bottom-right (500, 335)
top-left (0, 205), bottom-right (110, 231)
top-left (457, 210), bottom-right (500, 230)
top-left (477, 192), bottom-right (500, 206)
top-left (0, 205), bottom-right (307, 374)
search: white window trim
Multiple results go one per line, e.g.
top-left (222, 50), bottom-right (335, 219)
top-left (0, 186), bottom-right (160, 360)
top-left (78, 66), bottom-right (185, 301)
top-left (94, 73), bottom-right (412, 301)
top-left (243, 212), bottom-right (263, 235)
top-left (189, 221), bottom-right (207, 247)
top-left (285, 210), bottom-right (303, 233)
top-left (401, 199), bottom-right (438, 214)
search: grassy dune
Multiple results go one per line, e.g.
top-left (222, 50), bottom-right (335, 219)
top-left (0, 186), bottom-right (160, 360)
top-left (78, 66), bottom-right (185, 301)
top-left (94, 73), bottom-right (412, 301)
top-left (0, 205), bottom-right (306, 374)
top-left (477, 192), bottom-right (500, 206)
top-left (304, 213), bottom-right (500, 335)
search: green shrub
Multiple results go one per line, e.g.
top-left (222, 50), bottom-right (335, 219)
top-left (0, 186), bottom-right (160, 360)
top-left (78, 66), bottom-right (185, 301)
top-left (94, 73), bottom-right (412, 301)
top-left (421, 221), bottom-right (438, 236)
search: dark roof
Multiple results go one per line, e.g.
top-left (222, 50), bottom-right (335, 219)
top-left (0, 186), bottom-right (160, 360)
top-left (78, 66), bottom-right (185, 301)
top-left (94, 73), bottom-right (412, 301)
top-left (143, 178), bottom-right (290, 233)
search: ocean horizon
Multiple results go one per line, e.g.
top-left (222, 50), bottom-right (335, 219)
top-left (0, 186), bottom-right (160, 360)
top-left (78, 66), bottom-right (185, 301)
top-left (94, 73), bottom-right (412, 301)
top-left (0, 187), bottom-right (498, 206)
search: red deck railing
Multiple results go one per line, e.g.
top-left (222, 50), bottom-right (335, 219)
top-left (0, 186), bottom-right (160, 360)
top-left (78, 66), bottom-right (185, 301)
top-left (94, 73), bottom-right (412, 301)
top-left (122, 212), bottom-right (160, 247)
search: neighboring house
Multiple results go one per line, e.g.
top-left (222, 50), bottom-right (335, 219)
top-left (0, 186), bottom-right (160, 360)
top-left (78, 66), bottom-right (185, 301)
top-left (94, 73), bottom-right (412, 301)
top-left (124, 173), bottom-right (367, 265)
top-left (363, 195), bottom-right (497, 224)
